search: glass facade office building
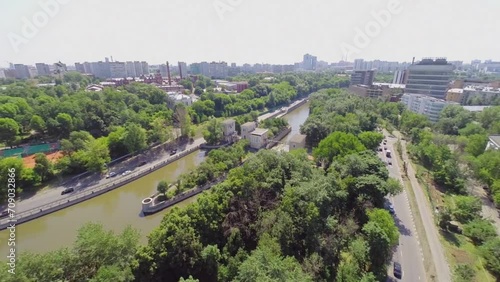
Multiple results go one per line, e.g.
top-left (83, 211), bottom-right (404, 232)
top-left (405, 59), bottom-right (454, 99)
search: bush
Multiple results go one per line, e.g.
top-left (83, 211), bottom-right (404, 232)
top-left (462, 219), bottom-right (497, 245)
top-left (480, 238), bottom-right (500, 278)
top-left (453, 264), bottom-right (475, 282)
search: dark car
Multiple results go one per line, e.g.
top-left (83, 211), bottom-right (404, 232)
top-left (388, 160), bottom-right (392, 165)
top-left (61, 188), bottom-right (74, 195)
top-left (138, 161), bottom-right (147, 167)
top-left (394, 262), bottom-right (402, 279)
top-left (0, 211), bottom-right (9, 218)
top-left (170, 149), bottom-right (177, 155)
top-left (388, 203), bottom-right (395, 215)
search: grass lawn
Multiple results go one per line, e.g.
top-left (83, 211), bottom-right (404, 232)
top-left (440, 231), bottom-right (495, 282)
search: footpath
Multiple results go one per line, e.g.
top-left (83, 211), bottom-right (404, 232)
top-left (396, 131), bottom-right (452, 282)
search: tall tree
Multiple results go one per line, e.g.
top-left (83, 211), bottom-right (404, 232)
top-left (0, 118), bottom-right (20, 146)
top-left (33, 153), bottom-right (52, 182)
top-left (123, 123), bottom-right (147, 153)
top-left (203, 118), bottom-right (224, 145)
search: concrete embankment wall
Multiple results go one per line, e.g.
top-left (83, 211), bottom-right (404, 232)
top-left (0, 146), bottom-right (202, 230)
top-left (143, 175), bottom-right (227, 215)
top-left (266, 126), bottom-right (292, 149)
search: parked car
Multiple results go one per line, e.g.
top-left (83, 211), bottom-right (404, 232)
top-left (393, 262), bottom-right (402, 279)
top-left (138, 161), bottom-right (147, 167)
top-left (388, 160), bottom-right (392, 165)
top-left (170, 149), bottom-right (177, 155)
top-left (122, 170), bottom-right (132, 176)
top-left (106, 172), bottom-right (117, 178)
top-left (61, 188), bottom-right (74, 195)
top-left (384, 147), bottom-right (387, 150)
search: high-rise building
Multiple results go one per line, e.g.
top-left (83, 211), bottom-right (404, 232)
top-left (134, 61), bottom-right (143, 76)
top-left (141, 61), bottom-right (149, 75)
top-left (350, 70), bottom-right (375, 86)
top-left (405, 58), bottom-right (454, 99)
top-left (36, 63), bottom-right (51, 76)
top-left (14, 64), bottom-right (31, 79)
top-left (124, 62), bottom-right (136, 77)
top-left (401, 93), bottom-right (457, 122)
top-left (178, 62), bottom-right (188, 79)
top-left (392, 70), bottom-right (408, 84)
top-left (109, 62), bottom-right (126, 78)
top-left (189, 63), bottom-right (201, 75)
top-left (354, 59), bottom-right (364, 70)
top-left (90, 61), bottom-right (111, 78)
top-left (75, 63), bottom-right (85, 73)
top-left (302, 54), bottom-right (317, 71)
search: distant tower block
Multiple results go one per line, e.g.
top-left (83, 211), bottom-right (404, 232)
top-left (166, 61), bottom-right (172, 85)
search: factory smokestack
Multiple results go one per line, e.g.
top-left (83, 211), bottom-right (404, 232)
top-left (166, 61), bottom-right (172, 86)
top-left (178, 62), bottom-right (183, 79)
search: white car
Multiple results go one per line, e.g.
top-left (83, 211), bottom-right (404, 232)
top-left (121, 170), bottom-right (132, 176)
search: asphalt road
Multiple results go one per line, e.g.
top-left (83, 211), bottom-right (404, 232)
top-left (0, 138), bottom-right (206, 219)
top-left (381, 136), bottom-right (426, 281)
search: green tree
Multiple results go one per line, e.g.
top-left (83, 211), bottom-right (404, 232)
top-left (29, 115), bottom-right (46, 133)
top-left (450, 195), bottom-right (482, 224)
top-left (313, 131), bottom-right (366, 166)
top-left (203, 117), bottom-right (224, 145)
top-left (465, 134), bottom-right (489, 157)
top-left (0, 117), bottom-right (20, 146)
top-left (56, 113), bottom-right (73, 137)
top-left (480, 238), bottom-right (500, 278)
top-left (235, 234), bottom-right (313, 282)
top-left (462, 219), bottom-right (497, 245)
top-left (84, 138), bottom-right (111, 172)
top-left (358, 131), bottom-right (384, 151)
top-left (157, 180), bottom-right (168, 196)
top-left (123, 123), bottom-right (147, 153)
top-left (33, 153), bottom-right (52, 182)
top-left (367, 208), bottom-right (399, 245)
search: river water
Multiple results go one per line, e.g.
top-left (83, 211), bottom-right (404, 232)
top-left (0, 101), bottom-right (310, 255)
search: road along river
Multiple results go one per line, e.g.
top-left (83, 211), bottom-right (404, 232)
top-left (0, 100), bottom-right (311, 256)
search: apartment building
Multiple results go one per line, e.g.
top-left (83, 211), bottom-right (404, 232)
top-left (401, 93), bottom-right (458, 122)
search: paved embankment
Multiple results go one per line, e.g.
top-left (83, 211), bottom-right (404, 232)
top-left (0, 145), bottom-right (202, 230)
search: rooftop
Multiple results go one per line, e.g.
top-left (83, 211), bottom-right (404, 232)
top-left (242, 121), bottom-right (256, 127)
top-left (447, 88), bottom-right (464, 94)
top-left (489, 135), bottom-right (500, 147)
top-left (289, 134), bottom-right (307, 143)
top-left (463, 106), bottom-right (491, 112)
top-left (222, 119), bottom-right (235, 125)
top-left (251, 128), bottom-right (269, 136)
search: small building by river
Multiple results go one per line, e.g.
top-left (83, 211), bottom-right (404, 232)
top-left (249, 128), bottom-right (269, 149)
top-left (288, 134), bottom-right (306, 150)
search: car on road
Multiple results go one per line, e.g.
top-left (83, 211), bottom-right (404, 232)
top-left (122, 170), bottom-right (132, 176)
top-left (388, 203), bottom-right (395, 214)
top-left (138, 161), bottom-right (147, 167)
top-left (106, 172), bottom-right (117, 178)
top-left (387, 160), bottom-right (392, 165)
top-left (61, 188), bottom-right (74, 195)
top-left (384, 146), bottom-right (387, 150)
top-left (0, 210), bottom-right (9, 218)
top-left (393, 262), bottom-right (402, 279)
top-left (170, 149), bottom-right (177, 155)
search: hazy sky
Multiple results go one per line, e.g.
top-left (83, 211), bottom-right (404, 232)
top-left (1, 0), bottom-right (499, 67)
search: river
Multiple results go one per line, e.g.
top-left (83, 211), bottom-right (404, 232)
top-left (0, 101), bottom-right (311, 256)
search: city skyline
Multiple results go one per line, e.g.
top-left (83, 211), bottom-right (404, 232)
top-left (1, 0), bottom-right (500, 67)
